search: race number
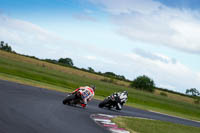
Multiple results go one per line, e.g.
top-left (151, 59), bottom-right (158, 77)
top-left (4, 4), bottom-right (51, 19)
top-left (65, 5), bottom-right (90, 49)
top-left (82, 90), bottom-right (90, 98)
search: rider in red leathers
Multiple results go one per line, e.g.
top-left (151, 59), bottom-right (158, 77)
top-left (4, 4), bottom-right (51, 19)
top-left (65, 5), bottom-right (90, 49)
top-left (72, 85), bottom-right (95, 108)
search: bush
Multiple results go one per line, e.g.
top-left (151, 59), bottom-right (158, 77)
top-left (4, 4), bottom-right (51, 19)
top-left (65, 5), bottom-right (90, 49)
top-left (130, 75), bottom-right (155, 92)
top-left (58, 58), bottom-right (73, 66)
top-left (160, 92), bottom-right (168, 97)
top-left (194, 99), bottom-right (200, 104)
top-left (101, 78), bottom-right (115, 83)
top-left (193, 97), bottom-right (200, 104)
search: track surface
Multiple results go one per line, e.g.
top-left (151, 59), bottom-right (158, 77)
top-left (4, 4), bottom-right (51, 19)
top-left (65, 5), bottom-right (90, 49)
top-left (0, 80), bottom-right (200, 133)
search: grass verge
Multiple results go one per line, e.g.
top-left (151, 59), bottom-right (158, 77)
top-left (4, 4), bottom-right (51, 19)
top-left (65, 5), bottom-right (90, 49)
top-left (112, 117), bottom-right (200, 133)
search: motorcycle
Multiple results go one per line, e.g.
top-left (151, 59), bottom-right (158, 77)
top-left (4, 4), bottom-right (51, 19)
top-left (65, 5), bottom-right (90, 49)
top-left (98, 92), bottom-right (128, 110)
top-left (62, 91), bottom-right (83, 106)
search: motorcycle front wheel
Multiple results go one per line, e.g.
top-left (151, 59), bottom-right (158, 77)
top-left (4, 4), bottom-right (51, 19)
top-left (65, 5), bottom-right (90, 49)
top-left (62, 94), bottom-right (76, 105)
top-left (98, 99), bottom-right (110, 108)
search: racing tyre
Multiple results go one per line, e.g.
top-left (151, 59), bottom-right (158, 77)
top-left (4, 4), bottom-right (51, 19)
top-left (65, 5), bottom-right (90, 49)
top-left (98, 99), bottom-right (109, 108)
top-left (62, 94), bottom-right (76, 105)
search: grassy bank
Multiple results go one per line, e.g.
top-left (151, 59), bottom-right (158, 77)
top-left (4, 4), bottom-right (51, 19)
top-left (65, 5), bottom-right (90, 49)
top-left (112, 117), bottom-right (200, 133)
top-left (0, 50), bottom-right (200, 121)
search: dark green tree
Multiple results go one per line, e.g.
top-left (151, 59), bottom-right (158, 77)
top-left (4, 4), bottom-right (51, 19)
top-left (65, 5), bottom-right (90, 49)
top-left (0, 41), bottom-right (4, 48)
top-left (116, 75), bottom-right (126, 80)
top-left (88, 67), bottom-right (95, 72)
top-left (104, 72), bottom-right (116, 77)
top-left (186, 88), bottom-right (200, 104)
top-left (44, 59), bottom-right (58, 64)
top-left (130, 75), bottom-right (155, 92)
top-left (58, 58), bottom-right (73, 66)
top-left (186, 88), bottom-right (200, 96)
top-left (0, 41), bottom-right (12, 52)
top-left (5, 43), bottom-right (12, 52)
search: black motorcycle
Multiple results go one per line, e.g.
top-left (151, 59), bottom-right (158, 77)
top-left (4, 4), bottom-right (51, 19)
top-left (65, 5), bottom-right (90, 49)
top-left (98, 91), bottom-right (128, 110)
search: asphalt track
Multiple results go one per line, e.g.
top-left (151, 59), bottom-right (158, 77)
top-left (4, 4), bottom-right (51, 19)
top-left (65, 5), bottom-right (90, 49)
top-left (0, 80), bottom-right (200, 133)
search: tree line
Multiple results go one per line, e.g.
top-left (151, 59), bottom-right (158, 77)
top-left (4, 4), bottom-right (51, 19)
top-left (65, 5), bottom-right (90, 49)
top-left (44, 59), bottom-right (128, 81)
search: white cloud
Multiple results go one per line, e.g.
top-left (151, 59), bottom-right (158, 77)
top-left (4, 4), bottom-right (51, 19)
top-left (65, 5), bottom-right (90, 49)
top-left (89, 0), bottom-right (200, 55)
top-left (85, 55), bottom-right (97, 60)
top-left (0, 14), bottom-right (86, 59)
top-left (73, 13), bottom-right (97, 22)
top-left (133, 48), bottom-right (177, 64)
top-left (88, 0), bottom-right (162, 15)
top-left (84, 54), bottom-right (117, 65)
top-left (0, 14), bottom-right (116, 67)
top-left (0, 15), bottom-right (60, 55)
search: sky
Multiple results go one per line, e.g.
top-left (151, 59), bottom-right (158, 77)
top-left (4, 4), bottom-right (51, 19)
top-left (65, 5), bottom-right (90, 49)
top-left (0, 0), bottom-right (200, 93)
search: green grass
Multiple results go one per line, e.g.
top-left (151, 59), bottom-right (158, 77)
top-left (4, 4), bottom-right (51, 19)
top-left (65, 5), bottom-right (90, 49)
top-left (112, 117), bottom-right (200, 133)
top-left (0, 72), bottom-right (72, 93)
top-left (0, 51), bottom-right (200, 121)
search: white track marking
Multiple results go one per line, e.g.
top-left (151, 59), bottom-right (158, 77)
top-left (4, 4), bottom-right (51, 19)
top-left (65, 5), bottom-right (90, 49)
top-left (110, 128), bottom-right (130, 133)
top-left (94, 119), bottom-right (111, 122)
top-left (91, 114), bottom-right (130, 133)
top-left (98, 114), bottom-right (115, 118)
top-left (101, 121), bottom-right (116, 125)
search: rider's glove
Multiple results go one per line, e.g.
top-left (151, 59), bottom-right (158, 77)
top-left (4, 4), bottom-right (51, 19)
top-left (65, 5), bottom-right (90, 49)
top-left (81, 104), bottom-right (86, 108)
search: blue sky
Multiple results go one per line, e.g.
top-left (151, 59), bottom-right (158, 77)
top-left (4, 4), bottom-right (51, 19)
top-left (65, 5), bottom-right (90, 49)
top-left (157, 0), bottom-right (200, 9)
top-left (0, 0), bottom-right (200, 93)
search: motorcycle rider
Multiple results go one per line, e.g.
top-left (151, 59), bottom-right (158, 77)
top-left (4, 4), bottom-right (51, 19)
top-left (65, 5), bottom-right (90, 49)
top-left (112, 91), bottom-right (128, 110)
top-left (72, 85), bottom-right (95, 108)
